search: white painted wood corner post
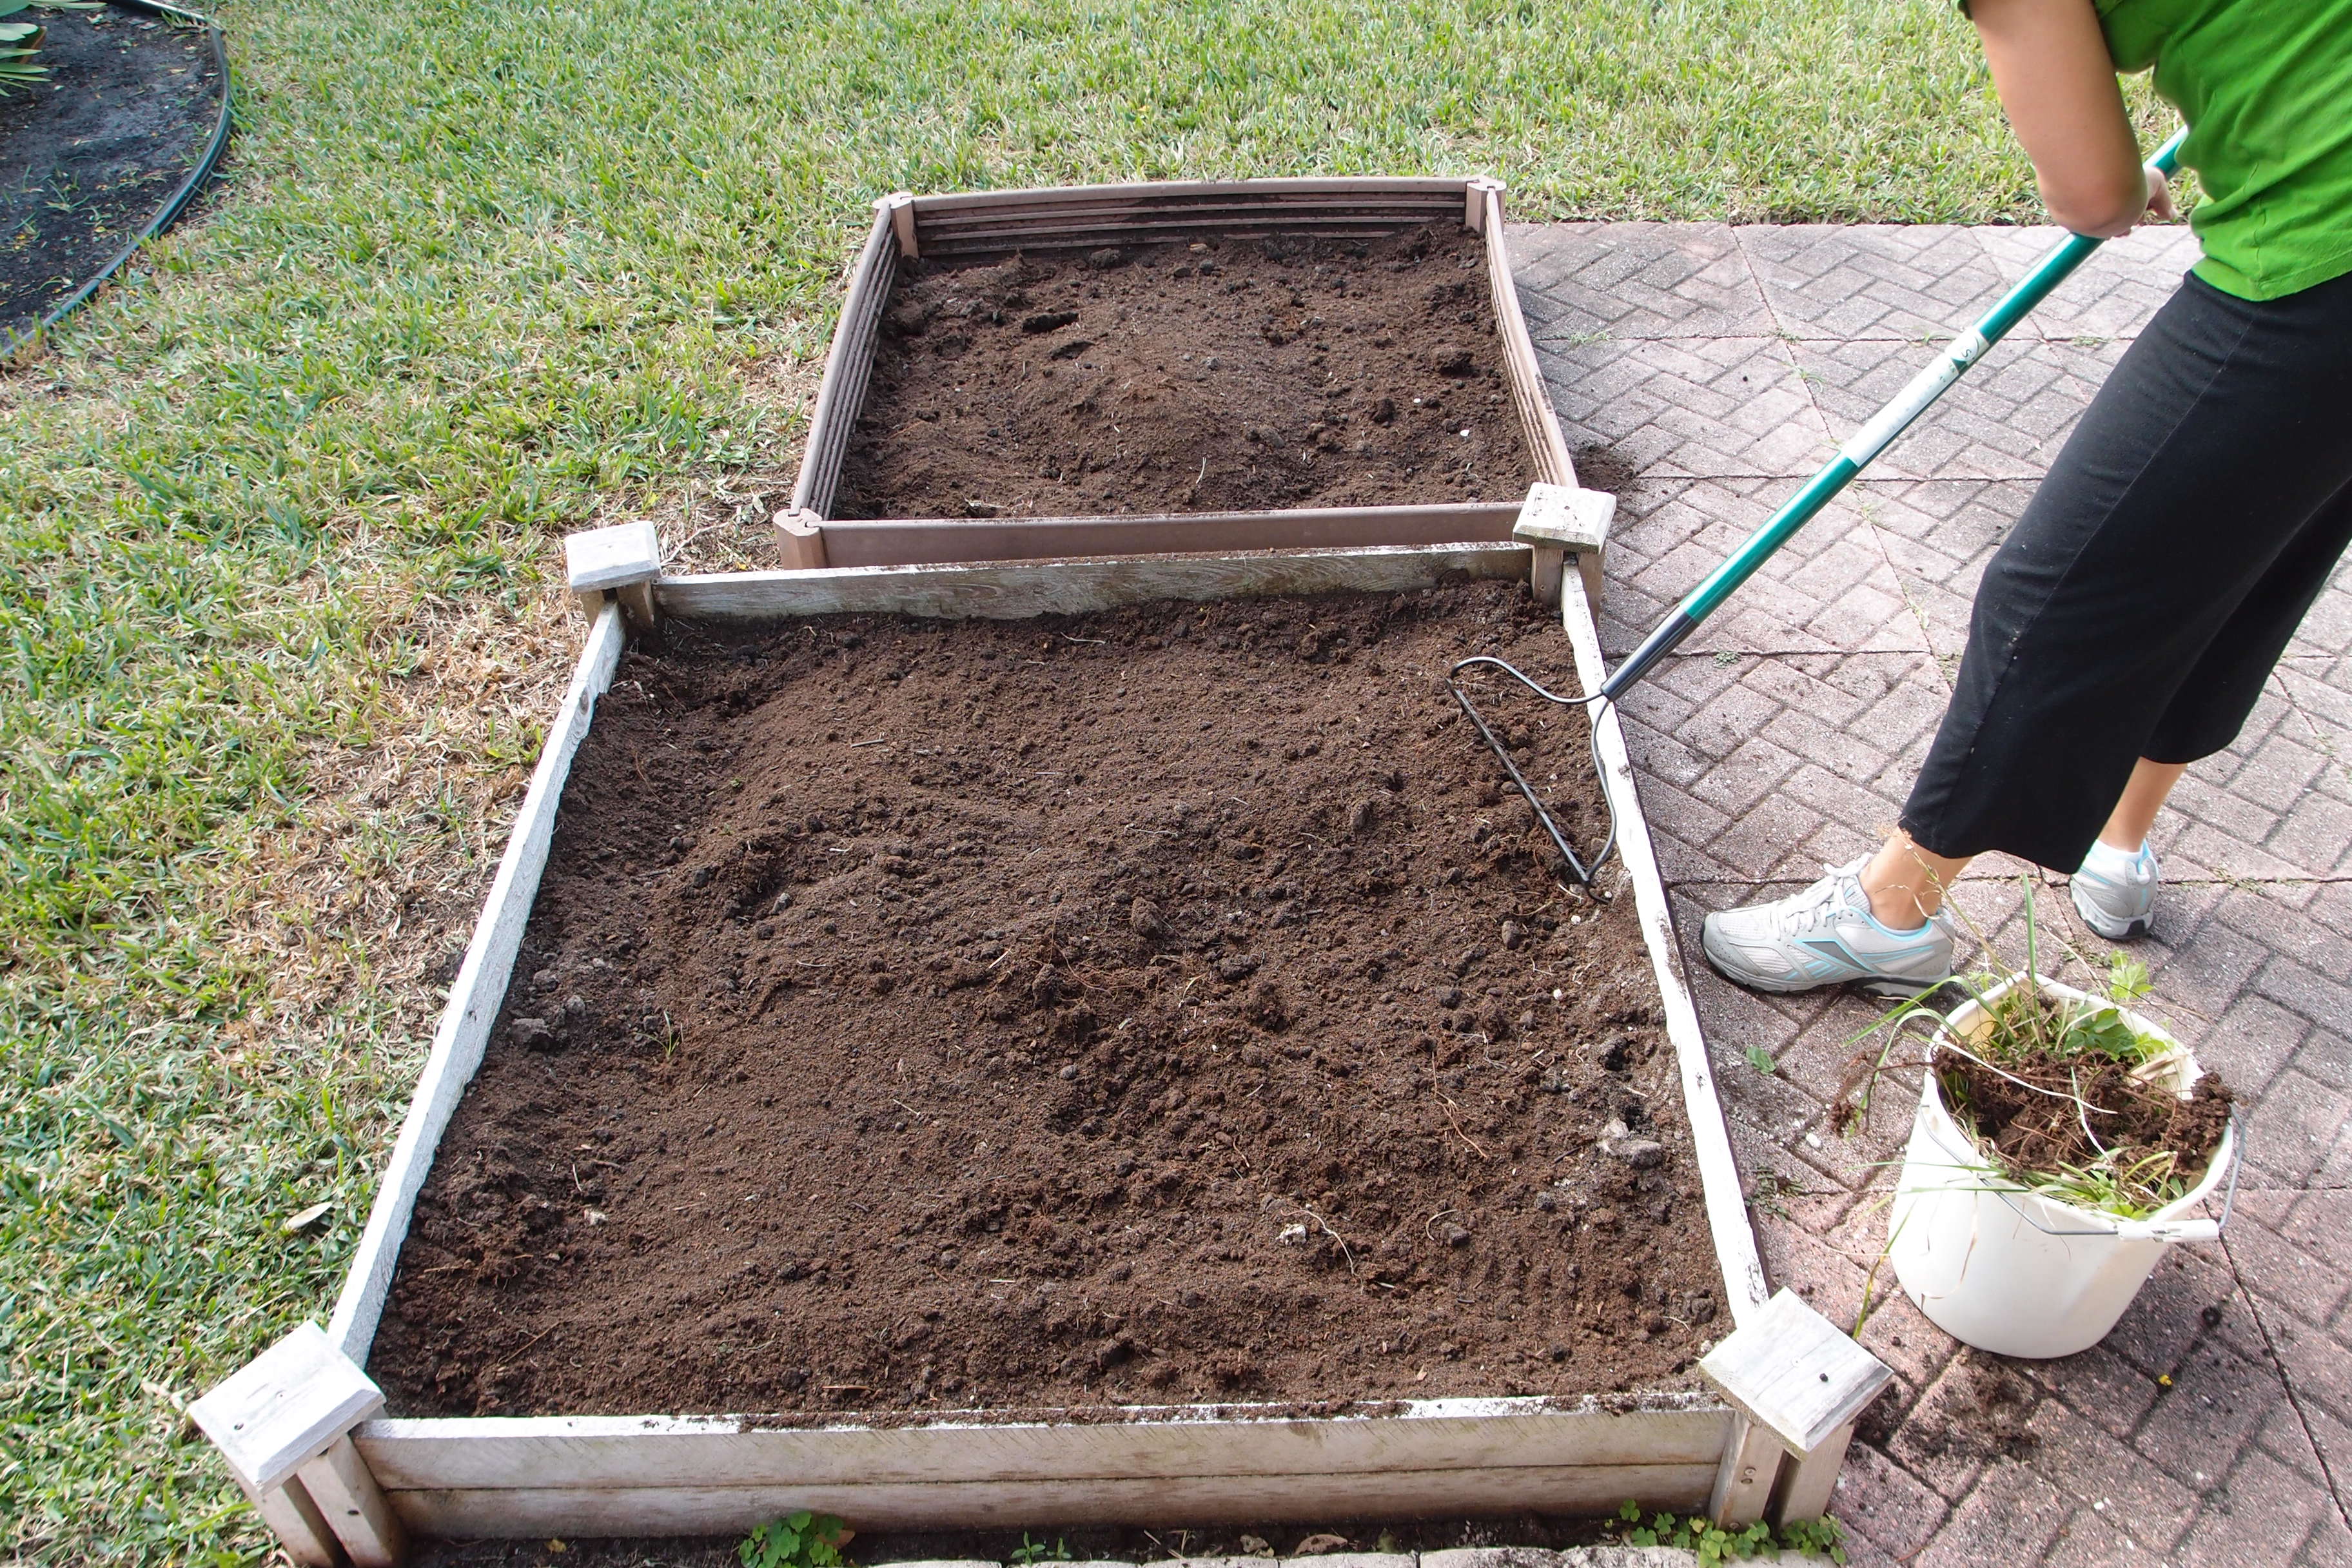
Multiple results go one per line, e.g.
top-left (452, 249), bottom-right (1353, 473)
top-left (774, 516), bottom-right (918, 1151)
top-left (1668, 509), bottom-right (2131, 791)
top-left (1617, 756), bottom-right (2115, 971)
top-left (1698, 1288), bottom-right (1894, 1527)
top-left (564, 520), bottom-right (663, 634)
top-left (1513, 481), bottom-right (1614, 611)
top-left (191, 1321), bottom-right (408, 1567)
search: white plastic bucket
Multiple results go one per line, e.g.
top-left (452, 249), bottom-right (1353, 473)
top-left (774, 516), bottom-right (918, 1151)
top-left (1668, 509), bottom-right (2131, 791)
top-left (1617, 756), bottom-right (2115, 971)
top-left (1886, 975), bottom-right (2239, 1359)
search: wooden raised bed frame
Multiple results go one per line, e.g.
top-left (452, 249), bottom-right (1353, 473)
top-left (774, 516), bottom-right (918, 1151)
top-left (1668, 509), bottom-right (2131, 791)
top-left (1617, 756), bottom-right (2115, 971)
top-left (191, 179), bottom-right (1894, 1568)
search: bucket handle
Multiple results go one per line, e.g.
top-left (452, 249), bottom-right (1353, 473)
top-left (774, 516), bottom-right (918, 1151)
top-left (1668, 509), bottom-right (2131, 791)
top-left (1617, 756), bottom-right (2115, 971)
top-left (1981, 1106), bottom-right (2243, 1244)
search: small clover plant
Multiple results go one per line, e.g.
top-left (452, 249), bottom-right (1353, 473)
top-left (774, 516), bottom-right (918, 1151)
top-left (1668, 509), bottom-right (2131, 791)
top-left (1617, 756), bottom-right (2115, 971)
top-left (740, 1511), bottom-right (854, 1568)
top-left (1614, 1500), bottom-right (1848, 1564)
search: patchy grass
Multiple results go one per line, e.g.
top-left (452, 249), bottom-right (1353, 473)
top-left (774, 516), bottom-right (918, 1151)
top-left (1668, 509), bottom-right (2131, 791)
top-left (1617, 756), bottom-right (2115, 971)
top-left (0, 0), bottom-right (2178, 1560)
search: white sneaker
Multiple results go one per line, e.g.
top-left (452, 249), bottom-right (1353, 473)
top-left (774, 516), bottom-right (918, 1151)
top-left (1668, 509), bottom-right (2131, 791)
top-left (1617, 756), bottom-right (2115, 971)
top-left (1702, 859), bottom-right (1957, 997)
top-left (2072, 838), bottom-right (2159, 940)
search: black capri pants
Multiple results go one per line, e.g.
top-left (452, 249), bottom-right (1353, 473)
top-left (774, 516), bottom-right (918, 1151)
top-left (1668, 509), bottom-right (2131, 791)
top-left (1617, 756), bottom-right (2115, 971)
top-left (1902, 265), bottom-right (2352, 872)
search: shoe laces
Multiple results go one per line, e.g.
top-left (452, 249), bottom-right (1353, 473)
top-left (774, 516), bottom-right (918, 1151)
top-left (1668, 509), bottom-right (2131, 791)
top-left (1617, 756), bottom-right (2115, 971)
top-left (1766, 861), bottom-right (1869, 938)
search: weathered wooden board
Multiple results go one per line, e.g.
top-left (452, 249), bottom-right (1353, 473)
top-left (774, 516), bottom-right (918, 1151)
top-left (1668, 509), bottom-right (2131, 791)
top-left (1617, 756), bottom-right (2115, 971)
top-left (1479, 191), bottom-right (1576, 491)
top-left (653, 543), bottom-right (1529, 623)
top-left (1556, 573), bottom-right (1771, 1326)
top-left (326, 603), bottom-right (629, 1363)
top-left (355, 1398), bottom-right (1728, 1492)
top-left (386, 1463), bottom-right (1721, 1538)
top-left (813, 504), bottom-right (1519, 569)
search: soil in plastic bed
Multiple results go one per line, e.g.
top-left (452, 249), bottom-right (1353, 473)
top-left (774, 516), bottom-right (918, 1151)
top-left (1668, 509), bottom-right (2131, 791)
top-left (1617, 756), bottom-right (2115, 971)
top-left (830, 225), bottom-right (1537, 519)
top-left (1, 6), bottom-right (217, 339)
top-left (370, 582), bottom-right (1722, 1418)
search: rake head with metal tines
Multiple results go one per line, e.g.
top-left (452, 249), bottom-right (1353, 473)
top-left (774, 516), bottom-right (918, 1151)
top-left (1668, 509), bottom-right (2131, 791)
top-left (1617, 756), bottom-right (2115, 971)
top-left (1445, 656), bottom-right (1619, 888)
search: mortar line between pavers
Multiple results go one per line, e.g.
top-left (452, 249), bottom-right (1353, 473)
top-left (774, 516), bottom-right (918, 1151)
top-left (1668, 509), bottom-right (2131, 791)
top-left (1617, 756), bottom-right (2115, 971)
top-left (2219, 1227), bottom-right (2352, 1533)
top-left (1663, 874), bottom-right (2352, 889)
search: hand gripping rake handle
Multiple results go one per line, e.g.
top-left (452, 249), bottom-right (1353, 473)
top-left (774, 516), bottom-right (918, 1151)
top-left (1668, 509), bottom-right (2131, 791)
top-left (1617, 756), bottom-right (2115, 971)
top-left (1453, 129), bottom-right (2188, 886)
top-left (1600, 127), bottom-right (2190, 701)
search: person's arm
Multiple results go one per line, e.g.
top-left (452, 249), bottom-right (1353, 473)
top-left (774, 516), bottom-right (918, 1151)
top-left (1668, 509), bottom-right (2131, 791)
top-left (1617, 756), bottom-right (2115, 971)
top-left (1968, 0), bottom-right (2175, 237)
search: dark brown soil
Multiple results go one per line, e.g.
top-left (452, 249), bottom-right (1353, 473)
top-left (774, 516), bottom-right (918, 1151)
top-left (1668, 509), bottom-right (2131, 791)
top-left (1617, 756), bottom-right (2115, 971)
top-left (369, 582), bottom-right (1721, 1419)
top-left (831, 227), bottom-right (1536, 519)
top-left (1, 5), bottom-right (217, 340)
top-left (1939, 1007), bottom-right (2233, 1198)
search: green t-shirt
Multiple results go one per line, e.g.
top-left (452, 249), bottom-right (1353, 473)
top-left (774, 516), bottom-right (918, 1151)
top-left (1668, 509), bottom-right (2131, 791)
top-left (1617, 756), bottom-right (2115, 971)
top-left (2097, 0), bottom-right (2352, 299)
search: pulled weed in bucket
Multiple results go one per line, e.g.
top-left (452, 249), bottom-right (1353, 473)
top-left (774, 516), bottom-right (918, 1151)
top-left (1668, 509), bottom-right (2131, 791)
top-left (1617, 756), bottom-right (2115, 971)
top-left (1934, 962), bottom-right (2233, 1218)
top-left (1834, 885), bottom-right (2233, 1220)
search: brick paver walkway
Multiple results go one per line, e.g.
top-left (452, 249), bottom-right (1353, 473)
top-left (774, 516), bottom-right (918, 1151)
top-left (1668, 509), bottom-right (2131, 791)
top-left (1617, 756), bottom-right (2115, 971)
top-left (1512, 222), bottom-right (2352, 1567)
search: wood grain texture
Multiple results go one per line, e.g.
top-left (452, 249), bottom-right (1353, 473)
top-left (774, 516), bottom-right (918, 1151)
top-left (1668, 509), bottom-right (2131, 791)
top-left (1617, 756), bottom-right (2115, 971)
top-left (1699, 1289), bottom-right (1890, 1453)
top-left (326, 603), bottom-right (629, 1364)
top-left (813, 504), bottom-right (1518, 569)
top-left (1556, 573), bottom-right (1771, 1328)
top-left (908, 178), bottom-right (1469, 217)
top-left (297, 1435), bottom-right (407, 1568)
top-left (384, 1464), bottom-right (1721, 1538)
top-left (355, 1399), bottom-right (1729, 1492)
top-left (655, 544), bottom-right (1529, 623)
top-left (253, 1476), bottom-right (340, 1568)
top-left (1772, 1422), bottom-right (1853, 1524)
top-left (1705, 1414), bottom-right (1781, 1528)
top-left (190, 1321), bottom-right (384, 1494)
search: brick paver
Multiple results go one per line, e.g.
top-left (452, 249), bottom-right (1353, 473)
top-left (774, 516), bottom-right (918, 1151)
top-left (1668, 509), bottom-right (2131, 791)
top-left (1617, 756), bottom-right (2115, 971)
top-left (1513, 221), bottom-right (2352, 1566)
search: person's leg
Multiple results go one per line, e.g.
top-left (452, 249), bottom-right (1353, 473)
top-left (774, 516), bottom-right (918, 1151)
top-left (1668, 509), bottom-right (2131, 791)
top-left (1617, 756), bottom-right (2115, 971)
top-left (1861, 832), bottom-right (1972, 927)
top-left (1707, 266), bottom-right (2352, 994)
top-left (2098, 758), bottom-right (2190, 851)
top-left (1900, 268), bottom-right (2352, 873)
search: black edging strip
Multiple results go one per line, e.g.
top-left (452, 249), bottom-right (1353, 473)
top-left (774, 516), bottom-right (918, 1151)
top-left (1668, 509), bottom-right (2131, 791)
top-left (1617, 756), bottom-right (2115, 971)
top-left (3, 0), bottom-right (232, 360)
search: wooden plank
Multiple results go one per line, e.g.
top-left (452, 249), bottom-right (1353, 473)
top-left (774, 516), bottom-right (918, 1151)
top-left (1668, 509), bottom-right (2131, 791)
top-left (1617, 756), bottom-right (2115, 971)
top-left (385, 1464), bottom-right (1721, 1538)
top-left (917, 216), bottom-right (1456, 251)
top-left (355, 1399), bottom-right (1729, 1492)
top-left (190, 1321), bottom-right (385, 1494)
top-left (1700, 1289), bottom-right (1890, 1455)
top-left (815, 504), bottom-right (1519, 569)
top-left (1705, 1415), bottom-right (1781, 1528)
top-left (790, 203), bottom-right (897, 517)
top-left (1556, 572), bottom-right (1772, 1327)
top-left (326, 602), bottom-right (629, 1364)
top-left (253, 1478), bottom-right (340, 1568)
top-left (654, 544), bottom-right (1528, 623)
top-left (1771, 1422), bottom-right (1853, 1524)
top-left (297, 1434), bottom-right (408, 1568)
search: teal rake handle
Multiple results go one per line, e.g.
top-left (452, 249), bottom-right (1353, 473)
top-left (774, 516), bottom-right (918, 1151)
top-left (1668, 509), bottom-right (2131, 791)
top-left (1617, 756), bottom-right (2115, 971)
top-left (1599, 127), bottom-right (2190, 701)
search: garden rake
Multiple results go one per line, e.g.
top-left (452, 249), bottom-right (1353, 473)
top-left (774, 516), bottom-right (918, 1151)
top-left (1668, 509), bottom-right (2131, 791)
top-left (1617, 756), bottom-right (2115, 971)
top-left (1451, 129), bottom-right (2190, 887)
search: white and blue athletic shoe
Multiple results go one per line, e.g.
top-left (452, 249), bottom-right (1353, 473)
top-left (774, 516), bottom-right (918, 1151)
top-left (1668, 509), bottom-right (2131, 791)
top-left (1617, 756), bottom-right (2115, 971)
top-left (1701, 858), bottom-right (1957, 997)
top-left (2072, 838), bottom-right (2159, 941)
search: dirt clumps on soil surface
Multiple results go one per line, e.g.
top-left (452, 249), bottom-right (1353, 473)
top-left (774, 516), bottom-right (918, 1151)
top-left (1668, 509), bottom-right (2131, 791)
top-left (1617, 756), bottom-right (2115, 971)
top-left (831, 226), bottom-right (1536, 519)
top-left (1, 7), bottom-right (218, 338)
top-left (370, 582), bottom-right (1721, 1418)
top-left (1939, 1043), bottom-right (2233, 1193)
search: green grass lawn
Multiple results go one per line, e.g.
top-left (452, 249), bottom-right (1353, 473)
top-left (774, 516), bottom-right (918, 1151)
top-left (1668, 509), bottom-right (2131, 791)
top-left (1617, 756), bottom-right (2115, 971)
top-left (0, 1), bottom-right (2177, 1560)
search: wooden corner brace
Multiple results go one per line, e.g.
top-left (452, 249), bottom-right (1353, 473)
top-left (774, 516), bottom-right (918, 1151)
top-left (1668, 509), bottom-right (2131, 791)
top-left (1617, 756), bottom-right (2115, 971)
top-left (564, 520), bottom-right (663, 634)
top-left (1698, 1288), bottom-right (1895, 1527)
top-left (190, 1321), bottom-right (407, 1567)
top-left (1513, 481), bottom-right (1614, 610)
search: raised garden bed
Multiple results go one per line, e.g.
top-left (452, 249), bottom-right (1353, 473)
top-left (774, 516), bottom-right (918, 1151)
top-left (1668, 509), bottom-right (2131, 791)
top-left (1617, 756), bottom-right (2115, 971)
top-left (369, 580), bottom-right (1709, 1421)
top-left (191, 179), bottom-right (1890, 1567)
top-left (772, 177), bottom-right (1572, 573)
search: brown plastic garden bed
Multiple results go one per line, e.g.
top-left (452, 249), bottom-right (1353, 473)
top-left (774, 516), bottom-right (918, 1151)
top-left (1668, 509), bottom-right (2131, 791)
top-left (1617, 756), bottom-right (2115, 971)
top-left (772, 177), bottom-right (1574, 573)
